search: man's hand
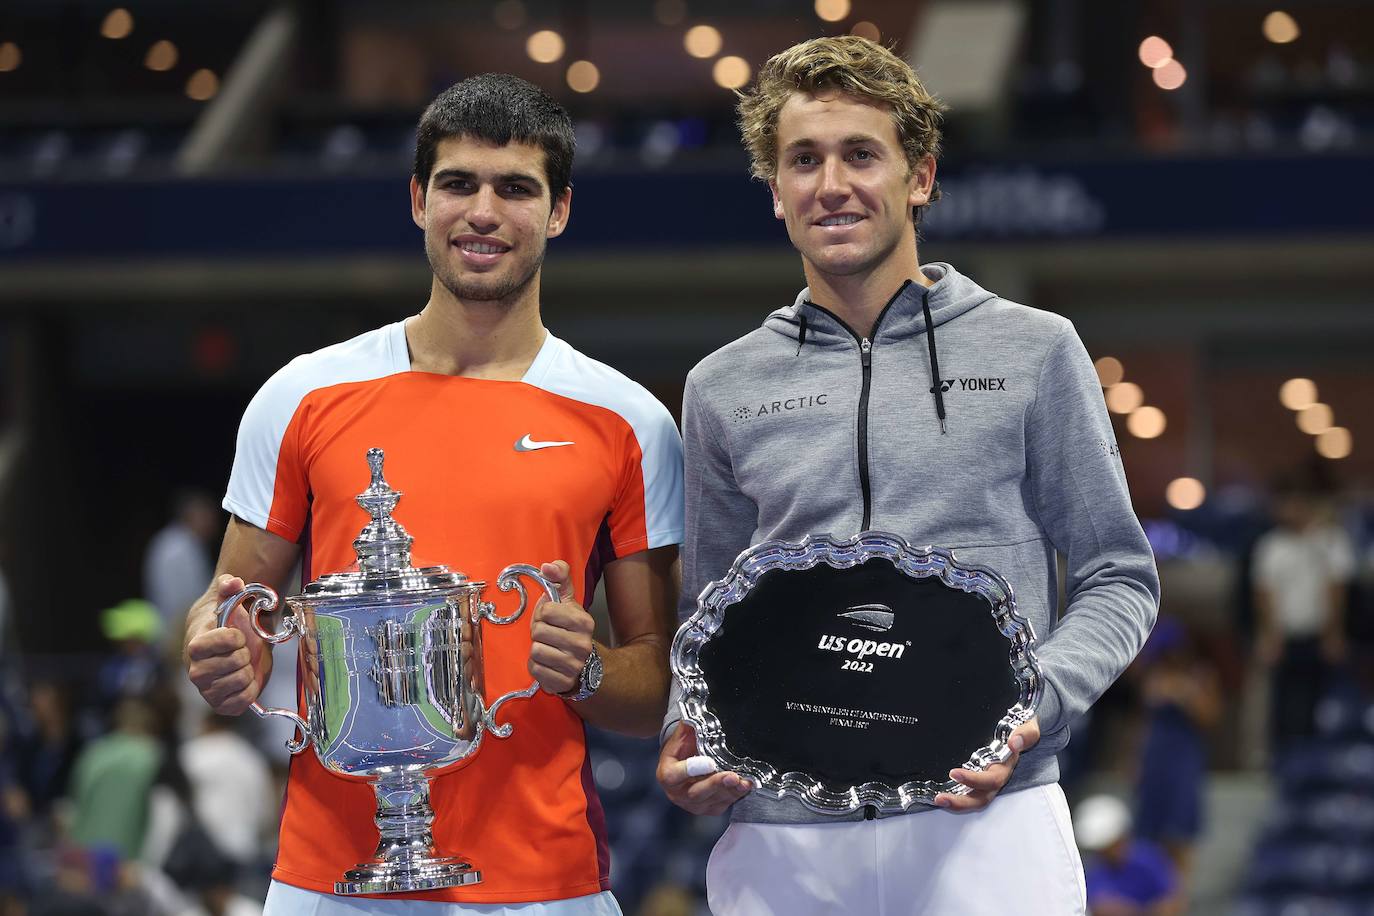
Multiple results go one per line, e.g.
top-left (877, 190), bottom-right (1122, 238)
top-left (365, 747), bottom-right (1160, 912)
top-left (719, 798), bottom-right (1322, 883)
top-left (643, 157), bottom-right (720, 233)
top-left (657, 722), bottom-right (752, 815)
top-left (935, 716), bottom-right (1040, 812)
top-left (528, 560), bottom-right (595, 695)
top-left (184, 574), bottom-right (267, 715)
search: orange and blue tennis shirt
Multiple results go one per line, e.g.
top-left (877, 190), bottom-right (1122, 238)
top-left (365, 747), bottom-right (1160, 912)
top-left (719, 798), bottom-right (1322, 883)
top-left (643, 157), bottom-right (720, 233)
top-left (223, 320), bottom-right (685, 903)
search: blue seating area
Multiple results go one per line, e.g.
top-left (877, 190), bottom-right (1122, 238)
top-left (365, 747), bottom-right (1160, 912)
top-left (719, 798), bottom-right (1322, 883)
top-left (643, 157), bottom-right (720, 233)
top-left (1237, 694), bottom-right (1374, 915)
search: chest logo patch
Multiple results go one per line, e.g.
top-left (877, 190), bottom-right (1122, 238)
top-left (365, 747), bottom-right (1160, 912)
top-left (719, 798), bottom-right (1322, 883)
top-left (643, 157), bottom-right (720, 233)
top-left (732, 393), bottom-right (830, 422)
top-left (514, 435), bottom-right (575, 452)
top-left (930, 377), bottom-right (1008, 394)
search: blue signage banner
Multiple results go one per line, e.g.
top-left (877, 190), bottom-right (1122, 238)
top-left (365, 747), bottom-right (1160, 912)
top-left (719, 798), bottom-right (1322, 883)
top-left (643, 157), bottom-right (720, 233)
top-left (0, 154), bottom-right (1370, 260)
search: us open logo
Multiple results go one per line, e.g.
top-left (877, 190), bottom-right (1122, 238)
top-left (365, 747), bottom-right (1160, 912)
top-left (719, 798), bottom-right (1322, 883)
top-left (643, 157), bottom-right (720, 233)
top-left (818, 605), bottom-right (910, 672)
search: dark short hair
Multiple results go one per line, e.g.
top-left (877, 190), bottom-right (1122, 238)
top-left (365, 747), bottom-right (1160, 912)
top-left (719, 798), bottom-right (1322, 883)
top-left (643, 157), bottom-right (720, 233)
top-left (414, 73), bottom-right (575, 200)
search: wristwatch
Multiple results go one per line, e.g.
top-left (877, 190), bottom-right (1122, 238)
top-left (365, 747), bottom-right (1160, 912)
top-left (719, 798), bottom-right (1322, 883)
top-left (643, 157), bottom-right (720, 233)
top-left (561, 646), bottom-right (603, 702)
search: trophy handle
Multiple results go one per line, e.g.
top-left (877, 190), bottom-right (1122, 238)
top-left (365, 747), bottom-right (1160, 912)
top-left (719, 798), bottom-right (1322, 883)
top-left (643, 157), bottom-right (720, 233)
top-left (479, 564), bottom-right (562, 738)
top-left (216, 584), bottom-right (312, 755)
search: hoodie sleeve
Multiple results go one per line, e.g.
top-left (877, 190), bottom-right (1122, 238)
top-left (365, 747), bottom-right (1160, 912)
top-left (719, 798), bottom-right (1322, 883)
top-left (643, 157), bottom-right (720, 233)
top-left (661, 372), bottom-right (760, 744)
top-left (1024, 324), bottom-right (1160, 738)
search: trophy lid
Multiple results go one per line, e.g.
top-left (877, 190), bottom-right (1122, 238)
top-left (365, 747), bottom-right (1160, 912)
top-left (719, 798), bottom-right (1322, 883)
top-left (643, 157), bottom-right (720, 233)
top-left (297, 447), bottom-right (473, 600)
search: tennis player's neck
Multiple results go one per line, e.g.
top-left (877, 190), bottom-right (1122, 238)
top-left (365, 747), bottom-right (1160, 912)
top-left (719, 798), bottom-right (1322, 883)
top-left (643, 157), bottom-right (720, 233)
top-left (406, 291), bottom-right (546, 380)
top-left (804, 254), bottom-right (931, 339)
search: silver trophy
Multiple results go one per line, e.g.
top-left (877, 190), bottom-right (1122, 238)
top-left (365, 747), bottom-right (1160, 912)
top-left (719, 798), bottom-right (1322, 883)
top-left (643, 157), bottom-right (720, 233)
top-left (216, 447), bottom-right (559, 894)
top-left (672, 531), bottom-right (1042, 814)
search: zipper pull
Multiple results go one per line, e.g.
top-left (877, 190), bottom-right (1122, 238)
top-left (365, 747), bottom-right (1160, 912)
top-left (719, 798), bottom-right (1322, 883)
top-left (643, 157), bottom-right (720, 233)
top-left (860, 337), bottom-right (872, 367)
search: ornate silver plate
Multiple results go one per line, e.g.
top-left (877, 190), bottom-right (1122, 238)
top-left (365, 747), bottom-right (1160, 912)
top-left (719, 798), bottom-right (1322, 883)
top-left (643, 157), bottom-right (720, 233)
top-left (671, 531), bottom-right (1042, 814)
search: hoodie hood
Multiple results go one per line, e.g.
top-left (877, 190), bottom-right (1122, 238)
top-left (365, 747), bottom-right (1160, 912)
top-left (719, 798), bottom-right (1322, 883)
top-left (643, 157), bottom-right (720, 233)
top-left (762, 262), bottom-right (1000, 346)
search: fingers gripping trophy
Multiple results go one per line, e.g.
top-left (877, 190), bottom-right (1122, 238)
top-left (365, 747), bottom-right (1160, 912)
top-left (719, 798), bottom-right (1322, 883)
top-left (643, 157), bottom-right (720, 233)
top-left (216, 447), bottom-right (559, 894)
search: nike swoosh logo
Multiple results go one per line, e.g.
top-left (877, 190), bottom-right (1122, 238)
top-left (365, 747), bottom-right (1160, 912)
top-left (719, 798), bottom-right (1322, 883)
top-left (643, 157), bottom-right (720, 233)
top-left (514, 434), bottom-right (575, 452)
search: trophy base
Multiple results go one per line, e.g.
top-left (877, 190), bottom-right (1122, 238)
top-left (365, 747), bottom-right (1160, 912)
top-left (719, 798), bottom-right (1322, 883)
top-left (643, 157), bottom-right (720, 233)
top-left (335, 856), bottom-right (481, 895)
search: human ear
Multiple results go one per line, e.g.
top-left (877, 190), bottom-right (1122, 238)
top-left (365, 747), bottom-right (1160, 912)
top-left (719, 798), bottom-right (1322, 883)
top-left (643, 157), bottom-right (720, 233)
top-left (908, 155), bottom-right (936, 208)
top-left (547, 185), bottom-right (572, 238)
top-left (410, 175), bottom-right (426, 229)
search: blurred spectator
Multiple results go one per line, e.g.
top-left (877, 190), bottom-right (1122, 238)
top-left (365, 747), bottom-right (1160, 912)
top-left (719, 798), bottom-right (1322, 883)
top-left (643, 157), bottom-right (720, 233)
top-left (1076, 794), bottom-right (1182, 916)
top-left (179, 712), bottom-right (275, 869)
top-left (67, 697), bottom-right (163, 860)
top-left (93, 599), bottom-right (164, 725)
top-left (0, 713), bottom-right (31, 911)
top-left (33, 845), bottom-right (187, 916)
top-left (11, 679), bottom-right (81, 823)
top-left (1133, 618), bottom-right (1221, 885)
top-left (162, 820), bottom-right (263, 916)
top-left (143, 490), bottom-right (218, 657)
top-left (1252, 479), bottom-right (1357, 750)
top-left (141, 681), bottom-right (198, 874)
top-left (33, 844), bottom-right (123, 916)
top-left (143, 489), bottom-right (222, 743)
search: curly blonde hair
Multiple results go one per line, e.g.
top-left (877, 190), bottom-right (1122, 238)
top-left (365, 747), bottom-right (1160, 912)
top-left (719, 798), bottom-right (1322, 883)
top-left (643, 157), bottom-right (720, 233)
top-left (738, 36), bottom-right (946, 216)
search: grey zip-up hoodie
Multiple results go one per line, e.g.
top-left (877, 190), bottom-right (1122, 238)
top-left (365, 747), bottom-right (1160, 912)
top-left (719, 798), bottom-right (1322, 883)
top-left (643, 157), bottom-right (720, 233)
top-left (664, 262), bottom-right (1160, 825)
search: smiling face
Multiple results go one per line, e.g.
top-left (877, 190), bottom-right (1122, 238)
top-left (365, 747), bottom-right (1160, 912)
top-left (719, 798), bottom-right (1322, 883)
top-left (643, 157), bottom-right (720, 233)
top-left (770, 90), bottom-right (933, 285)
top-left (410, 135), bottom-right (571, 305)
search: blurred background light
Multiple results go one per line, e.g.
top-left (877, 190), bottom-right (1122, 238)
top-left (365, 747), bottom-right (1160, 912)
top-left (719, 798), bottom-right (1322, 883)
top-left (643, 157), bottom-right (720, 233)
top-left (593, 756), bottom-right (626, 791)
top-left (1128, 406), bottom-right (1167, 438)
top-left (1166, 477), bottom-right (1206, 511)
top-left (144, 40), bottom-right (178, 72)
top-left (1106, 381), bottom-right (1144, 414)
top-left (1296, 402), bottom-right (1334, 434)
top-left (29, 131), bottom-right (69, 175)
top-left (573, 121), bottom-right (605, 159)
top-left (321, 125), bottom-right (365, 170)
top-left (566, 60), bottom-right (600, 94)
top-left (815, 0), bottom-right (852, 23)
top-left (1316, 427), bottom-right (1352, 459)
top-left (526, 30), bottom-right (565, 64)
top-left (101, 129), bottom-right (145, 176)
top-left (712, 56), bottom-right (751, 90)
top-left (850, 21), bottom-right (881, 42)
top-left (1263, 10), bottom-right (1301, 44)
top-left (100, 9), bottom-right (135, 41)
top-left (1278, 377), bottom-right (1317, 410)
top-left (1153, 59), bottom-right (1187, 90)
top-left (684, 25), bottom-right (722, 59)
top-left (1095, 356), bottom-right (1125, 387)
top-left (640, 120), bottom-right (681, 167)
top-left (1138, 36), bottom-right (1174, 69)
top-left (0, 43), bottom-right (19, 73)
top-left (185, 69), bottom-right (219, 102)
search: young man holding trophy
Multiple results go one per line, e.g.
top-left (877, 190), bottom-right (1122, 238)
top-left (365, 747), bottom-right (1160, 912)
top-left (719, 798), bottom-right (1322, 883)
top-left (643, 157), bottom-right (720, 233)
top-left (657, 37), bottom-right (1159, 914)
top-left (184, 74), bottom-right (683, 915)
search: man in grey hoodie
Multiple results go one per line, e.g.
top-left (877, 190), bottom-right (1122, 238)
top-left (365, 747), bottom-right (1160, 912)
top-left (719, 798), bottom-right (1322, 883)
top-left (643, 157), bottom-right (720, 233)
top-left (656, 36), bottom-right (1159, 914)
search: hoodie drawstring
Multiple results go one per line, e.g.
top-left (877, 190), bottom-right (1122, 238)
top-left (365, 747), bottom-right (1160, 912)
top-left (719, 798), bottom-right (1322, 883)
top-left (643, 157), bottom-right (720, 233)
top-left (795, 313), bottom-right (808, 356)
top-left (921, 290), bottom-right (948, 434)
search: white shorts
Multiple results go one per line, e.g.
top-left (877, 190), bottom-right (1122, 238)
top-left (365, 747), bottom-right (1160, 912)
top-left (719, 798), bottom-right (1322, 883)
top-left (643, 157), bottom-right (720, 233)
top-left (705, 784), bottom-right (1086, 916)
top-left (262, 882), bottom-right (622, 916)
